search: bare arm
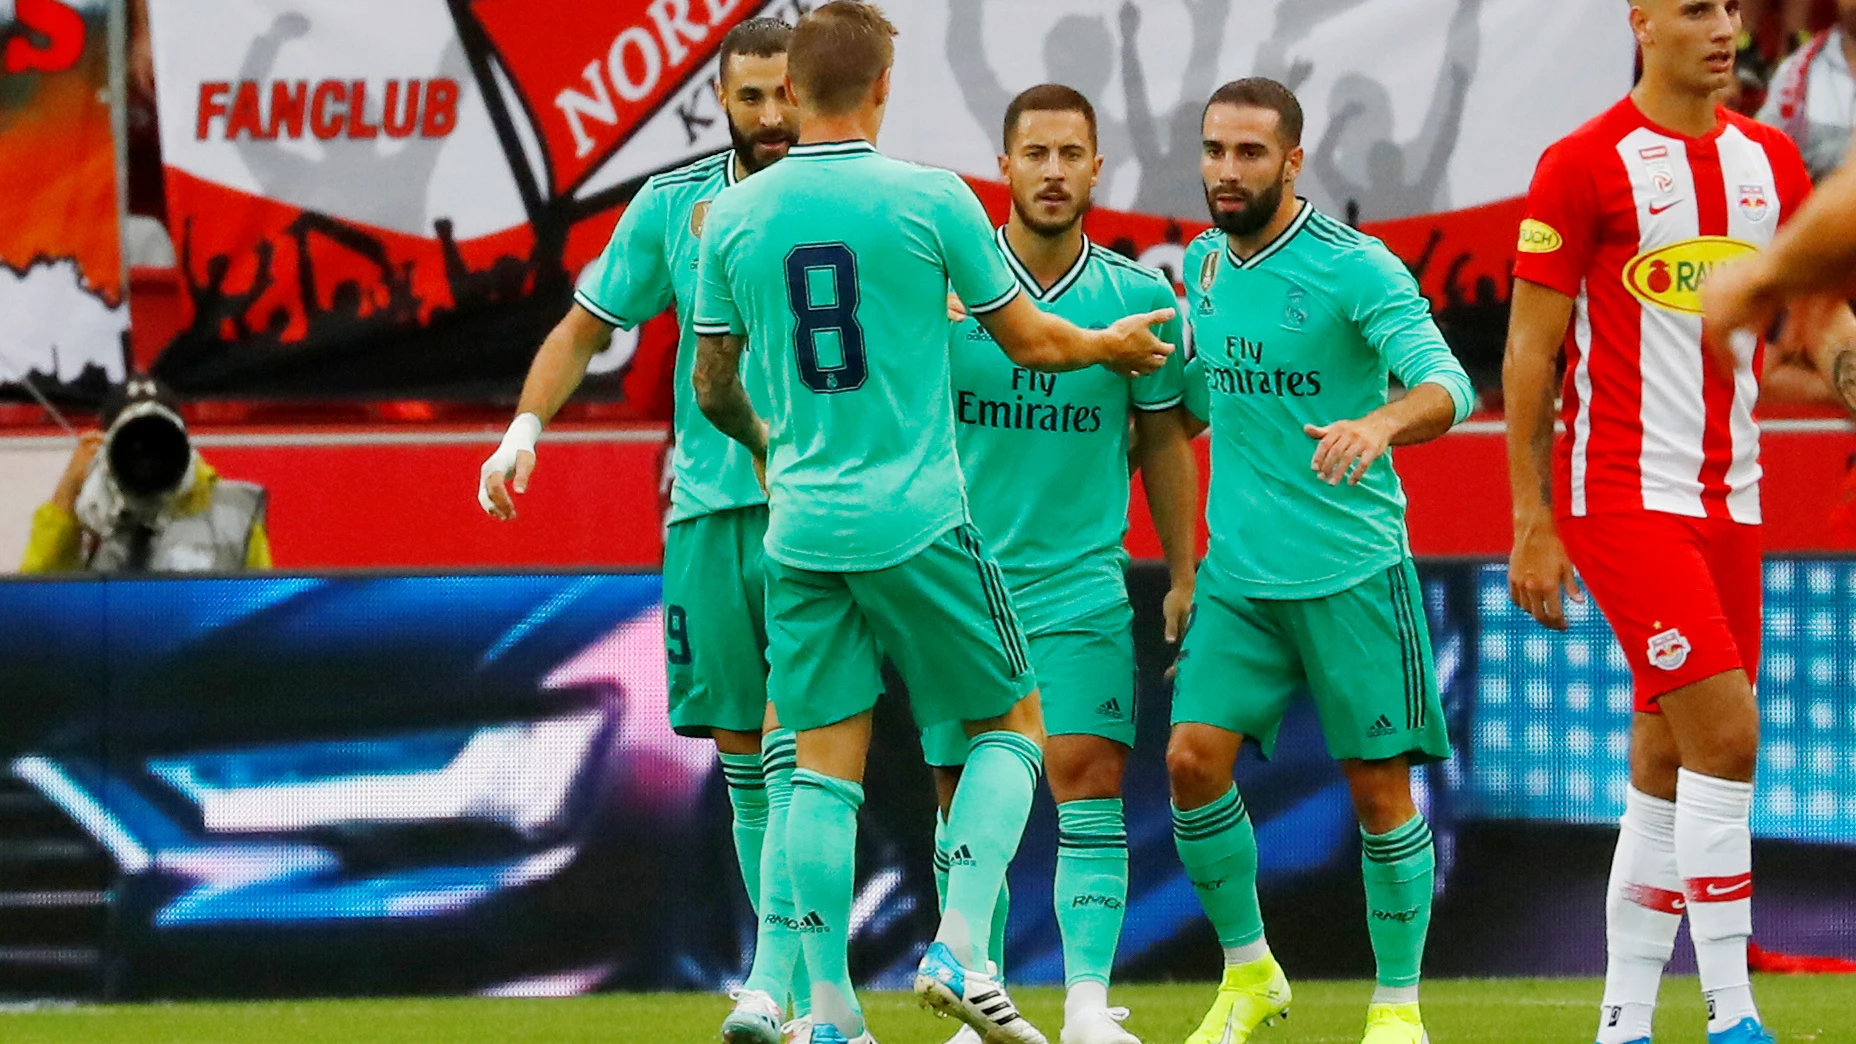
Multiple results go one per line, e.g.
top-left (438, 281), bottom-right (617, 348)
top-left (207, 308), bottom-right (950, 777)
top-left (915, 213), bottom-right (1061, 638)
top-left (1301, 381), bottom-right (1457, 486)
top-left (515, 304), bottom-right (614, 423)
top-left (1133, 406), bottom-right (1200, 642)
top-left (479, 304), bottom-right (614, 520)
top-left (1502, 278), bottom-right (1584, 629)
top-left (1780, 295), bottom-right (1856, 415)
top-left (693, 333), bottom-right (768, 462)
top-left (975, 293), bottom-right (1174, 375)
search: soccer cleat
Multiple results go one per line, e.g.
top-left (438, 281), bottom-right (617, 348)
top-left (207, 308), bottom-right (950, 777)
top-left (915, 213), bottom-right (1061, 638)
top-left (1707, 1018), bottom-right (1775, 1044)
top-left (942, 1024), bottom-right (983, 1044)
top-left (1594, 1039), bottom-right (1651, 1044)
top-left (915, 940), bottom-right (1050, 1044)
top-left (722, 988), bottom-right (785, 1044)
top-left (1183, 954), bottom-right (1292, 1044)
top-left (782, 1017), bottom-right (815, 1044)
top-left (807, 1024), bottom-right (877, 1044)
top-left (1361, 1002), bottom-right (1428, 1044)
top-left (1060, 1005), bottom-right (1140, 1044)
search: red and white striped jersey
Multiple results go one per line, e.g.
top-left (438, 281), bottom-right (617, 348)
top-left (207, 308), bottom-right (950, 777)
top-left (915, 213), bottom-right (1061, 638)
top-left (1514, 97), bottom-right (1811, 524)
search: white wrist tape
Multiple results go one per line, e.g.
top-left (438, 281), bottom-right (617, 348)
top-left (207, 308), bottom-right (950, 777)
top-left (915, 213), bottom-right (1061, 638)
top-left (478, 413), bottom-right (542, 514)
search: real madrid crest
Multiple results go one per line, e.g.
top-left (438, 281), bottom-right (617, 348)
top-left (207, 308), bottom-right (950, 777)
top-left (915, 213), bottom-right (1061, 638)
top-left (690, 201), bottom-right (711, 236)
top-left (1198, 250), bottom-right (1219, 294)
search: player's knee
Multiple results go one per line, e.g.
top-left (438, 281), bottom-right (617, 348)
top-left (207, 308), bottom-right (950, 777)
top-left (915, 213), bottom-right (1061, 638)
top-left (1343, 762), bottom-right (1417, 834)
top-left (1691, 723), bottom-right (1760, 782)
top-left (1165, 735), bottom-right (1231, 804)
top-left (1046, 753), bottom-right (1124, 803)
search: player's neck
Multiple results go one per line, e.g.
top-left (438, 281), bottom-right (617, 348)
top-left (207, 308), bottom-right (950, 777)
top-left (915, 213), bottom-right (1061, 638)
top-left (1630, 73), bottom-right (1721, 140)
top-left (1225, 197), bottom-right (1305, 261)
top-left (798, 109), bottom-right (878, 147)
top-left (1003, 217), bottom-right (1085, 292)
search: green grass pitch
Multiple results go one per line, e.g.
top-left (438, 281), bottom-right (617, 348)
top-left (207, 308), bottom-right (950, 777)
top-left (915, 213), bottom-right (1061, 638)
top-left (0, 977), bottom-right (1848, 1043)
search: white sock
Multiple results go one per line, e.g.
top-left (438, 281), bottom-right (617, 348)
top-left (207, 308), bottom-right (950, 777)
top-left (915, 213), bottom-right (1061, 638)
top-left (1372, 985), bottom-right (1420, 1005)
top-left (1065, 980), bottom-right (1109, 1019)
top-left (1223, 939), bottom-right (1269, 966)
top-left (1675, 768), bottom-right (1759, 1034)
top-left (1597, 787), bottom-right (1682, 1044)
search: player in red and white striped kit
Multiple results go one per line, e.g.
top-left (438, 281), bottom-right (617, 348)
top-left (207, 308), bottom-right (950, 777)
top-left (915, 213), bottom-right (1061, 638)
top-left (1503, 3), bottom-right (1856, 1044)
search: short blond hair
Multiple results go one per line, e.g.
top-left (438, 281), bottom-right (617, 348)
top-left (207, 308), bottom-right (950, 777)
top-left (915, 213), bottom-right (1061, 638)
top-left (789, 1), bottom-right (898, 116)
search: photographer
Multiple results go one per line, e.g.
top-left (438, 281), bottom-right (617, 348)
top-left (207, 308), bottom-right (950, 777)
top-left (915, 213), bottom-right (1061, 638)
top-left (20, 380), bottom-right (271, 573)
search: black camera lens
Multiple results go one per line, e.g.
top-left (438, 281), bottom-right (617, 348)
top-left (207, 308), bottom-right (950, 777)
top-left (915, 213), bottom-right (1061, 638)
top-left (108, 414), bottom-right (191, 500)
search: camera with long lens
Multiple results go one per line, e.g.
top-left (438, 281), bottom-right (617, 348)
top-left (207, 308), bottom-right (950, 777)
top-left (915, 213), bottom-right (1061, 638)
top-left (104, 398), bottom-right (193, 507)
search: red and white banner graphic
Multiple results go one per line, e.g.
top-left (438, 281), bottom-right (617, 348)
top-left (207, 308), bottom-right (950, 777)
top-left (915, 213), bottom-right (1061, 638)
top-left (144, 0), bottom-right (1631, 402)
top-left (0, 0), bottom-right (128, 401)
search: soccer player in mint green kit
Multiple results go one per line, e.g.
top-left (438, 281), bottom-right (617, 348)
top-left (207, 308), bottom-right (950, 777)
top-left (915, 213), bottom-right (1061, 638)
top-left (690, 7), bottom-right (1174, 1043)
top-left (1166, 79), bottom-right (1473, 1044)
top-left (918, 84), bottom-right (1199, 1044)
top-left (474, 21), bottom-right (815, 1044)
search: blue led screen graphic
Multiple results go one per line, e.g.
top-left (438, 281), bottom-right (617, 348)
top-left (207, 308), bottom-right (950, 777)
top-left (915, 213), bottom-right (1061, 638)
top-left (0, 563), bottom-right (1849, 1000)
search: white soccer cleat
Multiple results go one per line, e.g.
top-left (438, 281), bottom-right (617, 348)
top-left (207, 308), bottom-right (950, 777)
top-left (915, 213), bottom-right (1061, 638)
top-left (915, 941), bottom-right (1050, 1044)
top-left (1061, 1006), bottom-right (1140, 1044)
top-left (781, 1016), bottom-right (815, 1044)
top-left (722, 988), bottom-right (785, 1044)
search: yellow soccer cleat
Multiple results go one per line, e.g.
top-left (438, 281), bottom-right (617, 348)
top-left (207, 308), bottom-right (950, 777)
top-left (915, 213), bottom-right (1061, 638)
top-left (1360, 1002), bottom-right (1428, 1044)
top-left (1183, 954), bottom-right (1292, 1044)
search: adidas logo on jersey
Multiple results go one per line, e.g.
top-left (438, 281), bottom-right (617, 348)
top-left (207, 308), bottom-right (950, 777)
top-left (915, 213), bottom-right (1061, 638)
top-left (949, 845), bottom-right (976, 867)
top-left (1095, 697), bottom-right (1124, 718)
top-left (1367, 715), bottom-right (1396, 739)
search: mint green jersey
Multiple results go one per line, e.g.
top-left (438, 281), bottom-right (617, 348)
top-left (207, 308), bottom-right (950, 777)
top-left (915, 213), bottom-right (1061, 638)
top-left (574, 151), bottom-right (765, 525)
top-left (1182, 202), bottom-right (1474, 599)
top-left (692, 140), bottom-right (1022, 572)
top-left (950, 229), bottom-right (1186, 634)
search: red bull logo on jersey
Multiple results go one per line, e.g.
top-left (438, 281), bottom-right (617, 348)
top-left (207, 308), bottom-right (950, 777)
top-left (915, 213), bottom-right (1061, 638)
top-left (1738, 184), bottom-right (1771, 223)
top-left (1622, 237), bottom-right (1758, 315)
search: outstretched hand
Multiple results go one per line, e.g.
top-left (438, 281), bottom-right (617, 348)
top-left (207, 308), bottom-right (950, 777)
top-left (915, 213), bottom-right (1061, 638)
top-left (1103, 308), bottom-right (1177, 378)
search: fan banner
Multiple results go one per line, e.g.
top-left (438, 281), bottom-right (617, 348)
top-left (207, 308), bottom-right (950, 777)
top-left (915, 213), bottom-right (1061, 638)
top-left (0, 0), bottom-right (129, 402)
top-left (144, 0), bottom-right (1631, 400)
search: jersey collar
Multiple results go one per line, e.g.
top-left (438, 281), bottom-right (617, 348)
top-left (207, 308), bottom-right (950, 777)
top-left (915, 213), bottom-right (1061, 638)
top-left (787, 140), bottom-right (878, 159)
top-left (1225, 198), bottom-right (1311, 271)
top-left (725, 153), bottom-right (741, 186)
top-left (996, 226), bottom-right (1091, 302)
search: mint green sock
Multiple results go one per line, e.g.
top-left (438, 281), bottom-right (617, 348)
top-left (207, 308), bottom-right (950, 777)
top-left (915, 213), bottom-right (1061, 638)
top-left (1361, 814), bottom-right (1436, 992)
top-left (934, 809), bottom-right (1010, 976)
top-left (937, 731), bottom-right (1041, 970)
top-left (1172, 787), bottom-right (1266, 950)
top-left (788, 769), bottom-right (865, 1038)
top-left (743, 730), bottom-right (808, 1016)
top-left (1056, 798), bottom-right (1128, 989)
top-left (719, 751), bottom-right (767, 913)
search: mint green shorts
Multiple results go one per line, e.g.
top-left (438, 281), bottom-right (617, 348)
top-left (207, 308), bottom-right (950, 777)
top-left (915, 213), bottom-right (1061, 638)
top-left (662, 506), bottom-right (770, 738)
top-left (922, 600), bottom-right (1136, 767)
top-left (765, 524), bottom-right (1036, 733)
top-left (1171, 559), bottom-right (1451, 764)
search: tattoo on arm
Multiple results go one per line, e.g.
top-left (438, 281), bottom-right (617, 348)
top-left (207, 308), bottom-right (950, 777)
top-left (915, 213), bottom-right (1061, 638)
top-left (1834, 345), bottom-right (1856, 415)
top-left (693, 335), bottom-right (767, 457)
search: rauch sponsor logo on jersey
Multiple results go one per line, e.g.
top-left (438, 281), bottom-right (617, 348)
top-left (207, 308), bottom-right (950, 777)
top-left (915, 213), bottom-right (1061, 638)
top-left (1621, 237), bottom-right (1758, 315)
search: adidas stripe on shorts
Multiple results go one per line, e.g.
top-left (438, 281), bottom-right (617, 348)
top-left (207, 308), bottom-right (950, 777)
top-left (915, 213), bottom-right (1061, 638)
top-left (921, 599), bottom-right (1137, 768)
top-left (1171, 557), bottom-right (1451, 764)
